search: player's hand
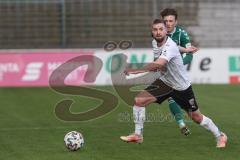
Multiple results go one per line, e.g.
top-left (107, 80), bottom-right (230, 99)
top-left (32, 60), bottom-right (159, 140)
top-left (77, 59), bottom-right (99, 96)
top-left (124, 68), bottom-right (136, 75)
top-left (186, 46), bottom-right (199, 53)
top-left (124, 68), bottom-right (130, 75)
top-left (124, 68), bottom-right (144, 75)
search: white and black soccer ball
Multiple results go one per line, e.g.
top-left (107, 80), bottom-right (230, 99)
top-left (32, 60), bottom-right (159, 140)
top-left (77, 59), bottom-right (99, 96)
top-left (64, 131), bottom-right (84, 151)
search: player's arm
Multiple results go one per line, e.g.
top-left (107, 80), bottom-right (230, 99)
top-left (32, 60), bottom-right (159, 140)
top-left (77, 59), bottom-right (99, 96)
top-left (180, 30), bottom-right (196, 65)
top-left (124, 69), bottom-right (146, 75)
top-left (124, 60), bottom-right (167, 75)
top-left (178, 46), bottom-right (198, 53)
top-left (124, 45), bottom-right (174, 75)
top-left (143, 58), bottom-right (167, 72)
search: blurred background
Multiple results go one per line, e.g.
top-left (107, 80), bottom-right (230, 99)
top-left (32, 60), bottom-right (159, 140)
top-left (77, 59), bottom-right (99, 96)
top-left (0, 0), bottom-right (239, 49)
top-left (1, 0), bottom-right (240, 86)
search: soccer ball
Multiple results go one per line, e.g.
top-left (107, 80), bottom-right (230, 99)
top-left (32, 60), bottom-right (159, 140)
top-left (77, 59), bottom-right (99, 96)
top-left (64, 131), bottom-right (84, 151)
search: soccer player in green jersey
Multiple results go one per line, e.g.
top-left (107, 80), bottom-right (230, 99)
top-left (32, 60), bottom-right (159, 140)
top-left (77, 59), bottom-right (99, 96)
top-left (160, 8), bottom-right (198, 135)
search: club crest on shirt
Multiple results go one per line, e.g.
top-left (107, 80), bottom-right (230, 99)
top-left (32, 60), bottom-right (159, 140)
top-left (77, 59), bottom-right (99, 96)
top-left (162, 49), bottom-right (167, 56)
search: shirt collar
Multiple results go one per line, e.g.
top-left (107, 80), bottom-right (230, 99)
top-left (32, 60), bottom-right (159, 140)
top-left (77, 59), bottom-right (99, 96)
top-left (167, 27), bottom-right (176, 36)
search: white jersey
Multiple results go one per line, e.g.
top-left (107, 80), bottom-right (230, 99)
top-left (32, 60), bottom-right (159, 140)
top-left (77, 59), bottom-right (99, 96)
top-left (152, 37), bottom-right (191, 91)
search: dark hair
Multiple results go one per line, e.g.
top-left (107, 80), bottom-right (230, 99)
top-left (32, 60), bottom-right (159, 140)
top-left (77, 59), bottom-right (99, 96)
top-left (152, 19), bottom-right (165, 25)
top-left (160, 8), bottom-right (178, 20)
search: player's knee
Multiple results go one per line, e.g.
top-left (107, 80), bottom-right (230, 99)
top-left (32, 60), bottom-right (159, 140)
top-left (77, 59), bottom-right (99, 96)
top-left (134, 96), bottom-right (152, 106)
top-left (134, 97), bottom-right (144, 106)
top-left (190, 112), bottom-right (203, 124)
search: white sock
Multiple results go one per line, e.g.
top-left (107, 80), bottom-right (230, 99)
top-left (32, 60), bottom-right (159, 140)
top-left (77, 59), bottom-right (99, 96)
top-left (200, 115), bottom-right (221, 138)
top-left (133, 105), bottom-right (145, 135)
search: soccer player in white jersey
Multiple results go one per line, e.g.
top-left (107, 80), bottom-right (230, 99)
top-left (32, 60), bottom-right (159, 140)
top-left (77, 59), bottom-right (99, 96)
top-left (120, 19), bottom-right (227, 148)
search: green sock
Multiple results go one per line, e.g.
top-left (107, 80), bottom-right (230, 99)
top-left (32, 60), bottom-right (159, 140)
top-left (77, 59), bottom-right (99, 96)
top-left (168, 98), bottom-right (185, 127)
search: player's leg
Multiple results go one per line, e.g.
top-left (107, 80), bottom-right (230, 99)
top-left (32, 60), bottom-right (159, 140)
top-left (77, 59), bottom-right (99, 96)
top-left (120, 90), bottom-right (156, 143)
top-left (188, 110), bottom-right (227, 148)
top-left (120, 79), bottom-right (172, 143)
top-left (172, 86), bottom-right (227, 148)
top-left (168, 97), bottom-right (190, 136)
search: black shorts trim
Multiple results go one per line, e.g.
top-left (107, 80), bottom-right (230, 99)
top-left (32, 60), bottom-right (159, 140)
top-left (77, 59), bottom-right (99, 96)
top-left (171, 86), bottom-right (199, 112)
top-left (145, 79), bottom-right (173, 104)
top-left (145, 79), bottom-right (199, 112)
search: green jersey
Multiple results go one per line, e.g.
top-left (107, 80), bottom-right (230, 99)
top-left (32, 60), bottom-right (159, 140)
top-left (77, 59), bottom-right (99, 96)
top-left (167, 26), bottom-right (193, 65)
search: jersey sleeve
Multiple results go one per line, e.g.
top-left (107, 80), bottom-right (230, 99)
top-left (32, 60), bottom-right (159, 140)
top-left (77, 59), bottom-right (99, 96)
top-left (159, 43), bottom-right (178, 62)
top-left (180, 29), bottom-right (191, 48)
top-left (183, 53), bottom-right (193, 65)
top-left (180, 29), bottom-right (193, 65)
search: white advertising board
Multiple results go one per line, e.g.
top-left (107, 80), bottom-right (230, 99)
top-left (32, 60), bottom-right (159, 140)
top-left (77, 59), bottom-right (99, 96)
top-left (94, 48), bottom-right (240, 85)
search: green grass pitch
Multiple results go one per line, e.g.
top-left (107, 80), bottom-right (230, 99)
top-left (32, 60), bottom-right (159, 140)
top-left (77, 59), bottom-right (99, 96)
top-left (0, 84), bottom-right (239, 160)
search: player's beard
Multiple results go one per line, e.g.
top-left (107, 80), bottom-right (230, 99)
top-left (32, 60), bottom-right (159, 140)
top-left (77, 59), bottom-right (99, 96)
top-left (154, 36), bottom-right (165, 43)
